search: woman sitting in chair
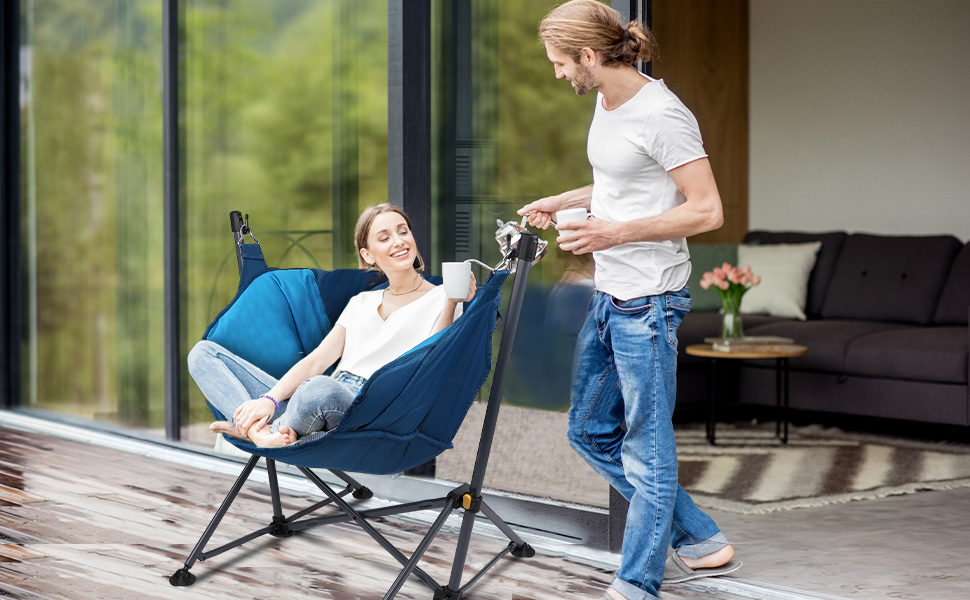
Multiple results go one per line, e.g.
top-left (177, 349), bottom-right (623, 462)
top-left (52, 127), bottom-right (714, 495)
top-left (189, 203), bottom-right (476, 448)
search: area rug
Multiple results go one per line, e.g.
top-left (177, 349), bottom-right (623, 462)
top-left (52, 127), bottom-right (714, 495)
top-left (677, 424), bottom-right (970, 514)
top-left (437, 404), bottom-right (970, 515)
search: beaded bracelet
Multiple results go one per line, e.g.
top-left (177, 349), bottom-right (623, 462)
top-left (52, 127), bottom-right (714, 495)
top-left (258, 393), bottom-right (279, 408)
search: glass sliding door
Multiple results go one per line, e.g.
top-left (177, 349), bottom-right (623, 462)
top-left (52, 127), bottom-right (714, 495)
top-left (433, 0), bottom-right (595, 413)
top-left (19, 0), bottom-right (165, 431)
top-left (431, 0), bottom-right (605, 506)
top-left (181, 0), bottom-right (388, 444)
top-left (17, 0), bottom-right (388, 443)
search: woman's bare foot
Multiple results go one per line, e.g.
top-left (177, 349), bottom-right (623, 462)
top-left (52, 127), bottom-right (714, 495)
top-left (210, 420), bottom-right (297, 447)
top-left (210, 421), bottom-right (249, 441)
top-left (606, 589), bottom-right (627, 600)
top-left (247, 423), bottom-right (298, 448)
top-left (278, 425), bottom-right (298, 445)
top-left (681, 544), bottom-right (735, 570)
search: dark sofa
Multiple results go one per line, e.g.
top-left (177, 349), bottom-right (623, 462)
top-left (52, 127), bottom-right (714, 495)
top-left (677, 231), bottom-right (970, 427)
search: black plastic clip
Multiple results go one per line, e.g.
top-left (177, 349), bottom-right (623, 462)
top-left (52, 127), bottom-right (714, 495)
top-left (231, 211), bottom-right (260, 246)
top-left (451, 492), bottom-right (482, 513)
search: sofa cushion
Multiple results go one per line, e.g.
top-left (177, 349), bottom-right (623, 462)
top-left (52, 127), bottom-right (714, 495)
top-left (687, 243), bottom-right (739, 312)
top-left (743, 230), bottom-right (846, 319)
top-left (738, 242), bottom-right (821, 320)
top-left (844, 327), bottom-right (968, 384)
top-left (934, 243), bottom-right (970, 325)
top-left (820, 234), bottom-right (962, 324)
top-left (743, 319), bottom-right (907, 373)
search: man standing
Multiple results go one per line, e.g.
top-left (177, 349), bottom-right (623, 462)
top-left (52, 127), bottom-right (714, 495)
top-left (519, 2), bottom-right (741, 599)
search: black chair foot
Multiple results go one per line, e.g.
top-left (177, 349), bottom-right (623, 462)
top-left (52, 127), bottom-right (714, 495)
top-left (352, 486), bottom-right (373, 499)
top-left (270, 516), bottom-right (295, 538)
top-left (511, 542), bottom-right (535, 558)
top-left (169, 568), bottom-right (197, 587)
top-left (433, 586), bottom-right (463, 599)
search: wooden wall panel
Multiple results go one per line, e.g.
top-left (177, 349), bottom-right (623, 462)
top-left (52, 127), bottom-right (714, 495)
top-left (652, 0), bottom-right (749, 243)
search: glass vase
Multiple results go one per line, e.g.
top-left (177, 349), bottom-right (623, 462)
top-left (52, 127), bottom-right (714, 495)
top-left (720, 298), bottom-right (744, 339)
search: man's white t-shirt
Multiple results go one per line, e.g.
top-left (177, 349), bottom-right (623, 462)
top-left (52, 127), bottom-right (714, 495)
top-left (587, 77), bottom-right (707, 300)
top-left (334, 285), bottom-right (461, 380)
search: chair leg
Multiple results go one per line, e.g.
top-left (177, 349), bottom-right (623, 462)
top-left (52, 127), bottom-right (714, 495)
top-left (298, 467), bottom-right (442, 594)
top-left (439, 499), bottom-right (535, 597)
top-left (480, 501), bottom-right (534, 557)
top-left (381, 500), bottom-right (458, 600)
top-left (266, 459), bottom-right (294, 538)
top-left (445, 509), bottom-right (478, 592)
top-left (327, 468), bottom-right (373, 499)
top-left (170, 454), bottom-right (261, 586)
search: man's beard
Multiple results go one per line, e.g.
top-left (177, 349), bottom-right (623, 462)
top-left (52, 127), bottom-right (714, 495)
top-left (571, 62), bottom-right (595, 96)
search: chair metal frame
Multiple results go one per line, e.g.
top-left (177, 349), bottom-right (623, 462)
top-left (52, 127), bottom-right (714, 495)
top-left (170, 212), bottom-right (541, 599)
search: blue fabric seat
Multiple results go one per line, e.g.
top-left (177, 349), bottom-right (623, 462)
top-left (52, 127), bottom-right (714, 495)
top-left (200, 242), bottom-right (508, 474)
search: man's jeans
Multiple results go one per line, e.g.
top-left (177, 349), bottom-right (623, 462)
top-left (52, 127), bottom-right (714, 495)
top-left (187, 340), bottom-right (362, 438)
top-left (568, 287), bottom-right (728, 599)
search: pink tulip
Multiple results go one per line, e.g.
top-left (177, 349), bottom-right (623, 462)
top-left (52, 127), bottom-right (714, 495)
top-left (698, 262), bottom-right (761, 298)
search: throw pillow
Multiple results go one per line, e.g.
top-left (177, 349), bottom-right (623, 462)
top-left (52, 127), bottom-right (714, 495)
top-left (738, 242), bottom-right (822, 320)
top-left (687, 243), bottom-right (738, 312)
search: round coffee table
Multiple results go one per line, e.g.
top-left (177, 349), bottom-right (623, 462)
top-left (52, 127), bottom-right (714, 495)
top-left (684, 343), bottom-right (808, 444)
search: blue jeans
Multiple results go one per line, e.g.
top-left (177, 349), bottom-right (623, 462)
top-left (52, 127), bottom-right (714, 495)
top-left (187, 340), bottom-right (362, 438)
top-left (568, 287), bottom-right (728, 599)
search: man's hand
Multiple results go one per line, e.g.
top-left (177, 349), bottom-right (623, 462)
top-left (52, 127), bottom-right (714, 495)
top-left (556, 217), bottom-right (623, 254)
top-left (517, 196), bottom-right (563, 230)
top-left (233, 397), bottom-right (276, 438)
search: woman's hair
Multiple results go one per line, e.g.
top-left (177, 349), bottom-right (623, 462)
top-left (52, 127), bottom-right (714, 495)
top-left (354, 203), bottom-right (425, 272)
top-left (539, 0), bottom-right (654, 68)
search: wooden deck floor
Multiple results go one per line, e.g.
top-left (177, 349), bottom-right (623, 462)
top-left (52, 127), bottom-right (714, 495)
top-left (0, 425), bottom-right (744, 600)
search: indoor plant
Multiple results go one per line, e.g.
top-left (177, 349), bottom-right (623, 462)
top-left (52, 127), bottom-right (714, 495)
top-left (699, 262), bottom-right (761, 339)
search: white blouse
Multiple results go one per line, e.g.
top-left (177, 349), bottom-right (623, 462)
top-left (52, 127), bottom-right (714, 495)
top-left (333, 285), bottom-right (461, 379)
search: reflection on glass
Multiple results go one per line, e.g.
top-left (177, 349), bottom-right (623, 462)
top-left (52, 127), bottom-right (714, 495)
top-left (433, 0), bottom-right (595, 413)
top-left (181, 0), bottom-right (388, 445)
top-left (20, 1), bottom-right (165, 430)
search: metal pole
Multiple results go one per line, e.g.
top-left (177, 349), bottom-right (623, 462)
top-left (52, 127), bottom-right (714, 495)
top-left (229, 211), bottom-right (245, 275)
top-left (163, 0), bottom-right (182, 440)
top-left (331, 0), bottom-right (360, 269)
top-left (447, 233), bottom-right (539, 591)
top-left (468, 234), bottom-right (538, 494)
top-left (387, 0), bottom-right (432, 259)
top-left (643, 0), bottom-right (653, 76)
top-left (0, 0), bottom-right (20, 410)
top-left (611, 0), bottom-right (651, 75)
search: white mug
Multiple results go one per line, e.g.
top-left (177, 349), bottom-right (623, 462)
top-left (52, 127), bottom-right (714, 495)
top-left (555, 208), bottom-right (589, 229)
top-left (442, 262), bottom-right (472, 299)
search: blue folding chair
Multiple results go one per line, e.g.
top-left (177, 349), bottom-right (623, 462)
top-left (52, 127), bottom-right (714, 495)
top-left (170, 213), bottom-right (541, 599)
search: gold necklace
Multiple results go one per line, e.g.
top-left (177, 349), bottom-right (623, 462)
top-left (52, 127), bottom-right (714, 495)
top-left (385, 278), bottom-right (424, 296)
